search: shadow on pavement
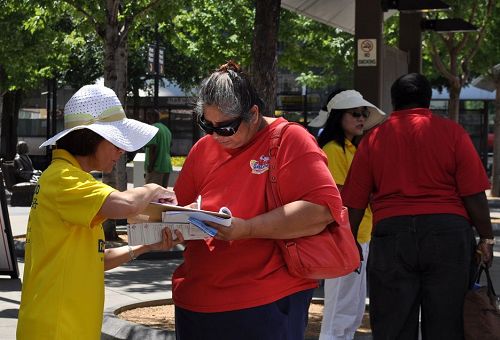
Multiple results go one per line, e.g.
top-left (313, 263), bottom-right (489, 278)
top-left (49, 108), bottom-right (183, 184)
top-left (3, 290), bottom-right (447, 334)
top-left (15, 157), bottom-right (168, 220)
top-left (104, 259), bottom-right (181, 294)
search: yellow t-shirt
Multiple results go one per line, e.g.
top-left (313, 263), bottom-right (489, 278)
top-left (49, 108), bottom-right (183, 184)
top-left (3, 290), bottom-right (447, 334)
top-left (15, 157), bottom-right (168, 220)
top-left (17, 149), bottom-right (115, 340)
top-left (322, 139), bottom-right (373, 243)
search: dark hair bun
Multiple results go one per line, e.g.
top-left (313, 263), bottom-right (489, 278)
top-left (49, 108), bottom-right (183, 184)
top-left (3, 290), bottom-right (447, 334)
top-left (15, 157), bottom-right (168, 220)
top-left (218, 60), bottom-right (241, 73)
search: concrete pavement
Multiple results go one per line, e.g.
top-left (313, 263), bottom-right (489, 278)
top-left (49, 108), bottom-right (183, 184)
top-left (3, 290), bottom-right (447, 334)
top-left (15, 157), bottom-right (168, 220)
top-left (2, 203), bottom-right (500, 340)
top-left (0, 204), bottom-right (184, 340)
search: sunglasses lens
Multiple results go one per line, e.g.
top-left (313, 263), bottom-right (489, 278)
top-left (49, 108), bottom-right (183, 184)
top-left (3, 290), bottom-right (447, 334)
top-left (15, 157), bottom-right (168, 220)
top-left (198, 118), bottom-right (214, 134)
top-left (198, 117), bottom-right (241, 136)
top-left (214, 127), bottom-right (236, 136)
top-left (350, 111), bottom-right (370, 119)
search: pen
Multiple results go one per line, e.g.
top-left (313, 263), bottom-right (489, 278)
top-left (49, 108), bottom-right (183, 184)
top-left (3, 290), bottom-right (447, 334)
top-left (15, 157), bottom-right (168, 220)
top-left (196, 195), bottom-right (202, 209)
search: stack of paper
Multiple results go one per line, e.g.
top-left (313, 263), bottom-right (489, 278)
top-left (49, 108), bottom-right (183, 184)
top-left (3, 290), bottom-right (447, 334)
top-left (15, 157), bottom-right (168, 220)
top-left (127, 223), bottom-right (207, 245)
top-left (127, 203), bottom-right (232, 245)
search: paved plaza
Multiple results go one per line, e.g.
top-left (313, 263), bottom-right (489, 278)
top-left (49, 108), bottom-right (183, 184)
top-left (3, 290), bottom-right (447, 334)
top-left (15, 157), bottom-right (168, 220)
top-left (1, 201), bottom-right (500, 339)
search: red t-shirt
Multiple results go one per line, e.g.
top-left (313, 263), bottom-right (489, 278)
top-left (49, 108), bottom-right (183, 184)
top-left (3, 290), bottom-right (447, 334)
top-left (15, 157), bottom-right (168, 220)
top-left (173, 118), bottom-right (343, 312)
top-left (342, 108), bottom-right (490, 225)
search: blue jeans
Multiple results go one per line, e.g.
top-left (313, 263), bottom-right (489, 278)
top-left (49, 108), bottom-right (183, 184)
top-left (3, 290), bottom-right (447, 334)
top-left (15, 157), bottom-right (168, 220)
top-left (368, 214), bottom-right (476, 340)
top-left (175, 288), bottom-right (314, 340)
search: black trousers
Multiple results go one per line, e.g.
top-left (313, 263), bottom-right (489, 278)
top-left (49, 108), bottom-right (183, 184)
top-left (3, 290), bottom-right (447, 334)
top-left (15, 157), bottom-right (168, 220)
top-left (368, 214), bottom-right (476, 340)
top-left (175, 288), bottom-right (314, 340)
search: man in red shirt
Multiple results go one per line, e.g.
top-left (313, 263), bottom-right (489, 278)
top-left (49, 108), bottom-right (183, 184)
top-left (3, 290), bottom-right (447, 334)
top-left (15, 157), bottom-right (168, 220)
top-left (342, 73), bottom-right (494, 339)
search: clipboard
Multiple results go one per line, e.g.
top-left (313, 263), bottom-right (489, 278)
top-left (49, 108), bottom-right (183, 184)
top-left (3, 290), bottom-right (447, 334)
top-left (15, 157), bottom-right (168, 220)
top-left (128, 202), bottom-right (231, 223)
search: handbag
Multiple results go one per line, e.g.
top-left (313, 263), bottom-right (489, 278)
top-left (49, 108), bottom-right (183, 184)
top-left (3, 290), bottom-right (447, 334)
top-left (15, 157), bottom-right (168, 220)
top-left (463, 264), bottom-right (500, 340)
top-left (266, 121), bottom-right (360, 280)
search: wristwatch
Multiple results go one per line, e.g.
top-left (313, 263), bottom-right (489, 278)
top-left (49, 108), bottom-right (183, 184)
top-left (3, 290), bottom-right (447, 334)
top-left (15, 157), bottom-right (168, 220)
top-left (480, 238), bottom-right (496, 245)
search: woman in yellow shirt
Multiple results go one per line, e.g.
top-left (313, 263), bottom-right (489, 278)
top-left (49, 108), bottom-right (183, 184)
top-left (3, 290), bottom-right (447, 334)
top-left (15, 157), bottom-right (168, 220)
top-left (314, 90), bottom-right (385, 340)
top-left (17, 85), bottom-right (184, 340)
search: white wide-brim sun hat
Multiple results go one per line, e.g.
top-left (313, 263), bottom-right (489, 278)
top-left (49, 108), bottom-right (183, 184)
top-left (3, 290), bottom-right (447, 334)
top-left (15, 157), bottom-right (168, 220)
top-left (40, 85), bottom-right (158, 152)
top-left (309, 90), bottom-right (386, 130)
top-left (308, 109), bottom-right (329, 128)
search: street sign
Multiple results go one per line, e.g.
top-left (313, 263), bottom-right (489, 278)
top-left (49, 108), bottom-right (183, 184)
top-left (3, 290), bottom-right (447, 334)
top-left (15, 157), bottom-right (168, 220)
top-left (147, 45), bottom-right (165, 76)
top-left (357, 39), bottom-right (377, 67)
top-left (159, 47), bottom-right (165, 75)
top-left (148, 45), bottom-right (155, 74)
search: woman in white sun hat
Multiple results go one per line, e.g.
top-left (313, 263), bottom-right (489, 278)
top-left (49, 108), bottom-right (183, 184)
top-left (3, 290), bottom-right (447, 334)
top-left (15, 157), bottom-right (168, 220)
top-left (17, 84), bottom-right (184, 340)
top-left (316, 89), bottom-right (386, 340)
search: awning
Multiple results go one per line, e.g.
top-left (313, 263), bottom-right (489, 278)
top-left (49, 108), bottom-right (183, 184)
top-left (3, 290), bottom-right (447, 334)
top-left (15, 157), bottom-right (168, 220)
top-left (471, 64), bottom-right (500, 92)
top-left (281, 0), bottom-right (396, 34)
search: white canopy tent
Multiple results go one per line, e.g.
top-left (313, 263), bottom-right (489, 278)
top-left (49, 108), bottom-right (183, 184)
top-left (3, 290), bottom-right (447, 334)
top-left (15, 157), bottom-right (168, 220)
top-left (281, 0), bottom-right (357, 33)
top-left (281, 0), bottom-right (396, 33)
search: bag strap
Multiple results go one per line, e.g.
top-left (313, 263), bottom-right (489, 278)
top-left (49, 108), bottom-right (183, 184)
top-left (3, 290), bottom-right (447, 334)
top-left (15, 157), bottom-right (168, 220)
top-left (483, 266), bottom-right (498, 297)
top-left (266, 121), bottom-right (303, 210)
top-left (475, 265), bottom-right (498, 297)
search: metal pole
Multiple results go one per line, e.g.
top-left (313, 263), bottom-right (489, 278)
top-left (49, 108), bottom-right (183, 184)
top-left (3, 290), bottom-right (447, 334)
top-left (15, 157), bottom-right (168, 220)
top-left (481, 103), bottom-right (489, 170)
top-left (302, 85), bottom-right (308, 126)
top-left (154, 24), bottom-right (159, 112)
top-left (45, 79), bottom-right (52, 156)
top-left (51, 78), bottom-right (57, 137)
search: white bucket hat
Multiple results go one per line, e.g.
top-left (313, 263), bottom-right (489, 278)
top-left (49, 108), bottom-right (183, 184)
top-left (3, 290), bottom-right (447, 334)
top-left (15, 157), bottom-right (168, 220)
top-left (309, 90), bottom-right (386, 130)
top-left (40, 85), bottom-right (158, 152)
top-left (308, 109), bottom-right (329, 128)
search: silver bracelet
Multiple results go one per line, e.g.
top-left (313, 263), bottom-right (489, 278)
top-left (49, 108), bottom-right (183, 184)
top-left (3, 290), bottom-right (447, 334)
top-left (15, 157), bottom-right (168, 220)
top-left (127, 245), bottom-right (137, 261)
top-left (480, 238), bottom-right (496, 245)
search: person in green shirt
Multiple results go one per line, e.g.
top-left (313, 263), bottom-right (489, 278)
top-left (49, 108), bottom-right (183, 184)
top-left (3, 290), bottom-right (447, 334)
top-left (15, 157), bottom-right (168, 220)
top-left (144, 110), bottom-right (173, 187)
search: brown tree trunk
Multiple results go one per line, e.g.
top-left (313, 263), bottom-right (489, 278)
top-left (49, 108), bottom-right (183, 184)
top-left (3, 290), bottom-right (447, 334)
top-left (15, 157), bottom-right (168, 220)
top-left (102, 1), bottom-right (129, 192)
top-left (249, 0), bottom-right (281, 117)
top-left (101, 1), bottom-right (129, 240)
top-left (0, 90), bottom-right (23, 160)
top-left (448, 84), bottom-right (461, 123)
top-left (490, 75), bottom-right (500, 196)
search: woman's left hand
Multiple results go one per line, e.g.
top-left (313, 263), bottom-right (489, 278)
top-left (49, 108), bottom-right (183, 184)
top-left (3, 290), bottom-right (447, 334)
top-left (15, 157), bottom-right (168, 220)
top-left (207, 217), bottom-right (251, 241)
top-left (148, 228), bottom-right (184, 251)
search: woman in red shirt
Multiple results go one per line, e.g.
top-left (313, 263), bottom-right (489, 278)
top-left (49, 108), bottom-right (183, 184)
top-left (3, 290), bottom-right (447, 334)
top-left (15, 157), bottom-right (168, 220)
top-left (172, 61), bottom-right (344, 340)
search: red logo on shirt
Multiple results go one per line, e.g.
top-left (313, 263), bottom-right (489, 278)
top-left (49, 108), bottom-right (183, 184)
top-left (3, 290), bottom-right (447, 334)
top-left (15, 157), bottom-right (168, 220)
top-left (250, 155), bottom-right (270, 174)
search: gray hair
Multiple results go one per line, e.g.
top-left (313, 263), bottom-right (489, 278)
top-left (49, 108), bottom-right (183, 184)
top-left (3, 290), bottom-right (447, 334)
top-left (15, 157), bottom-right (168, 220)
top-left (194, 61), bottom-right (264, 122)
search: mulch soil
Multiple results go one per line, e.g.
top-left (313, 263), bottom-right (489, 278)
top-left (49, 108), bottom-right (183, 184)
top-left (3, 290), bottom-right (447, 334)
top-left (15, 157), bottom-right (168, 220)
top-left (117, 301), bottom-right (372, 339)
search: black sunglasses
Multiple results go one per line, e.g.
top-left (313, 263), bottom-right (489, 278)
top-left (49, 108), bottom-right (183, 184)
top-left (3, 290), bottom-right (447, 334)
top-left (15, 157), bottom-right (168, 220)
top-left (347, 109), bottom-right (370, 119)
top-left (198, 116), bottom-right (242, 136)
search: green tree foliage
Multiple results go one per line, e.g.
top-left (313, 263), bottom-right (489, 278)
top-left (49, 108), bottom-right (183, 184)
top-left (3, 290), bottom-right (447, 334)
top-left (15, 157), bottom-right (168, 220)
top-left (64, 33), bottom-right (103, 89)
top-left (0, 1), bottom-right (74, 158)
top-left (168, 0), bottom-right (254, 81)
top-left (55, 0), bottom-right (181, 240)
top-left (127, 14), bottom-right (202, 96)
top-left (472, 2), bottom-right (500, 75)
top-left (0, 2), bottom-right (70, 90)
top-left (167, 2), bottom-right (354, 92)
top-left (422, 0), bottom-right (495, 122)
top-left (473, 2), bottom-right (500, 195)
top-left (279, 10), bottom-right (354, 90)
top-left (1, 0), bottom-right (358, 154)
